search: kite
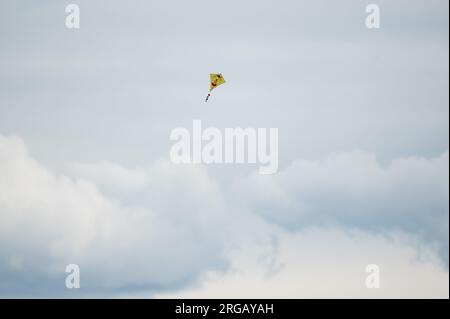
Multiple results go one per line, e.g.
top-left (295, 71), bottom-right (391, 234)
top-left (205, 73), bottom-right (226, 102)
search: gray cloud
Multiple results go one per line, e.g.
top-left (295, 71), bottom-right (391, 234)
top-left (1, 135), bottom-right (448, 297)
top-left (0, 0), bottom-right (448, 169)
top-left (158, 228), bottom-right (449, 299)
top-left (0, 135), bottom-right (236, 297)
top-left (0, 0), bottom-right (448, 297)
top-left (234, 150), bottom-right (449, 263)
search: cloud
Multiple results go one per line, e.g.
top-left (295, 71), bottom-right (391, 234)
top-left (0, 135), bottom-right (234, 297)
top-left (234, 150), bottom-right (449, 263)
top-left (0, 135), bottom-right (448, 297)
top-left (69, 161), bottom-right (149, 194)
top-left (157, 227), bottom-right (449, 299)
top-left (0, 0), bottom-right (448, 298)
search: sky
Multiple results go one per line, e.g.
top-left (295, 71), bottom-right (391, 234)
top-left (0, 0), bottom-right (448, 298)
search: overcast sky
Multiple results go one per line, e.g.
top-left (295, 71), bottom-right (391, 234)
top-left (0, 0), bottom-right (448, 298)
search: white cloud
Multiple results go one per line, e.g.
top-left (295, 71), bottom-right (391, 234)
top-left (0, 0), bottom-right (448, 299)
top-left (69, 161), bottom-right (149, 194)
top-left (157, 228), bottom-right (449, 299)
top-left (0, 135), bottom-right (448, 297)
top-left (0, 135), bottom-right (234, 296)
top-left (234, 150), bottom-right (449, 262)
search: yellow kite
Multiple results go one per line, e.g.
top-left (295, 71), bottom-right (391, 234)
top-left (206, 73), bottom-right (226, 102)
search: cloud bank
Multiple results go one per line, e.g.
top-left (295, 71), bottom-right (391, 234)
top-left (158, 228), bottom-right (449, 299)
top-left (0, 134), bottom-right (448, 297)
top-left (0, 135), bottom-right (234, 296)
top-left (235, 150), bottom-right (449, 263)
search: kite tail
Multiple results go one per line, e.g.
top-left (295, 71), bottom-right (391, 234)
top-left (205, 93), bottom-right (211, 102)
